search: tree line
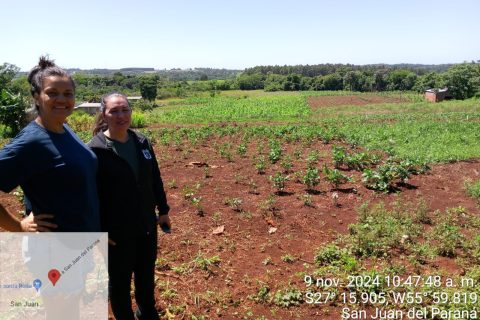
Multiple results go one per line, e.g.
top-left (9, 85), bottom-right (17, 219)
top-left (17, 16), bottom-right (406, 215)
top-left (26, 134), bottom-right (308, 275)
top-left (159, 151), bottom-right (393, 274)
top-left (237, 62), bottom-right (480, 99)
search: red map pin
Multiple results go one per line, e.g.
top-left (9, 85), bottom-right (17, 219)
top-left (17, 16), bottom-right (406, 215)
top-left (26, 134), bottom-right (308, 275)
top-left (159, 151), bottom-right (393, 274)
top-left (48, 269), bottom-right (61, 286)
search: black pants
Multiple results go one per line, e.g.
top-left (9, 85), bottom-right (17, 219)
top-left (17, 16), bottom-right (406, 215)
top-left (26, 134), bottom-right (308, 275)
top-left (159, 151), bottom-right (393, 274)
top-left (108, 231), bottom-right (159, 320)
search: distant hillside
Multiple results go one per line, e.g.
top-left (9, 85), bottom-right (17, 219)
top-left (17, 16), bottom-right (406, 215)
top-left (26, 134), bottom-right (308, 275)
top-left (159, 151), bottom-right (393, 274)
top-left (61, 67), bottom-right (242, 81)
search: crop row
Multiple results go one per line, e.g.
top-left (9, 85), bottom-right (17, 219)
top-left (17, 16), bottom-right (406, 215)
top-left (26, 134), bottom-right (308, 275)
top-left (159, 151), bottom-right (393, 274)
top-left (148, 95), bottom-right (311, 124)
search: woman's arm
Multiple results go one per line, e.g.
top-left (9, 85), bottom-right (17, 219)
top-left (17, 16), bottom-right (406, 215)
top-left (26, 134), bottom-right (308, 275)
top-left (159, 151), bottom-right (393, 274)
top-left (0, 203), bottom-right (57, 232)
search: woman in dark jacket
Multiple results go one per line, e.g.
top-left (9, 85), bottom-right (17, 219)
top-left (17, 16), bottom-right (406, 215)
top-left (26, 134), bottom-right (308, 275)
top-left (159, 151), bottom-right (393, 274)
top-left (88, 92), bottom-right (170, 320)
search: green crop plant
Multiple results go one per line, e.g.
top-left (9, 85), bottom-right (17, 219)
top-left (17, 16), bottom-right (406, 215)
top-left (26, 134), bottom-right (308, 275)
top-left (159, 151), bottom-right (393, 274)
top-left (255, 155), bottom-right (266, 174)
top-left (269, 172), bottom-right (289, 193)
top-left (273, 286), bottom-right (303, 307)
top-left (361, 160), bottom-right (410, 192)
top-left (332, 145), bottom-right (348, 168)
top-left (259, 194), bottom-right (278, 216)
top-left (191, 196), bottom-right (204, 216)
top-left (250, 283), bottom-right (271, 304)
top-left (301, 194), bottom-right (313, 207)
top-left (332, 145), bottom-right (379, 171)
top-left (268, 139), bottom-right (282, 164)
top-left (306, 150), bottom-right (320, 166)
top-left (281, 254), bottom-right (296, 263)
top-left (281, 155), bottom-right (293, 173)
top-left (302, 167), bottom-right (321, 190)
top-left (345, 152), bottom-right (380, 171)
top-left (322, 164), bottom-right (352, 189)
top-left (219, 143), bottom-right (233, 162)
top-left (248, 179), bottom-right (259, 194)
top-left (182, 185), bottom-right (196, 199)
top-left (224, 197), bottom-right (243, 212)
top-left (211, 212), bottom-right (222, 226)
top-left (193, 253), bottom-right (221, 274)
top-left (236, 143), bottom-right (247, 157)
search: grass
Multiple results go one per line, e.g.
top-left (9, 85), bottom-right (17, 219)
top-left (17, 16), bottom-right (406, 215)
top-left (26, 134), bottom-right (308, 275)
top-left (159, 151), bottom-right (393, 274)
top-left (465, 179), bottom-right (480, 200)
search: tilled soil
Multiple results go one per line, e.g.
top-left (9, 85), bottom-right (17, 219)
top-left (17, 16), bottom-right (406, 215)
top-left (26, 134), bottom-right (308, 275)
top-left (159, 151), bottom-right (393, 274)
top-left (1, 138), bottom-right (479, 319)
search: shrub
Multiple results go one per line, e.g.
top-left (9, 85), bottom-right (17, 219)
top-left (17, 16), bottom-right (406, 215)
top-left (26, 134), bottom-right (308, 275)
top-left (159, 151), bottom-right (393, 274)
top-left (132, 99), bottom-right (156, 111)
top-left (347, 202), bottom-right (421, 257)
top-left (131, 112), bottom-right (147, 128)
top-left (68, 111), bottom-right (94, 133)
top-left (0, 89), bottom-right (28, 137)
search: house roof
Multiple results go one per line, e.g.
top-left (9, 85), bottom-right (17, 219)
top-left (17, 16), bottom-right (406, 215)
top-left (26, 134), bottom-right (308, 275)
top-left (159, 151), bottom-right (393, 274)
top-left (76, 102), bottom-right (101, 108)
top-left (425, 88), bottom-right (449, 93)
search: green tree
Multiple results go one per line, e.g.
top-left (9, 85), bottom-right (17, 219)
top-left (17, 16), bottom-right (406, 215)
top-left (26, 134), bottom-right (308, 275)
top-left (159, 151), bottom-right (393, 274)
top-left (440, 63), bottom-right (479, 99)
top-left (0, 63), bottom-right (28, 136)
top-left (264, 74), bottom-right (286, 92)
top-left (283, 74), bottom-right (302, 91)
top-left (0, 90), bottom-right (28, 137)
top-left (373, 70), bottom-right (389, 91)
top-left (139, 76), bottom-right (158, 101)
top-left (343, 71), bottom-right (363, 91)
top-left (387, 70), bottom-right (417, 91)
top-left (413, 72), bottom-right (439, 92)
top-left (237, 74), bottom-right (265, 90)
top-left (0, 63), bottom-right (19, 89)
top-left (321, 73), bottom-right (343, 90)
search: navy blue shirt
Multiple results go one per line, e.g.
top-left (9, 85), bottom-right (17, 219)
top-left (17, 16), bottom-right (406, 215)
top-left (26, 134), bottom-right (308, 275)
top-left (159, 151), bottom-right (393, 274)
top-left (0, 121), bottom-right (100, 231)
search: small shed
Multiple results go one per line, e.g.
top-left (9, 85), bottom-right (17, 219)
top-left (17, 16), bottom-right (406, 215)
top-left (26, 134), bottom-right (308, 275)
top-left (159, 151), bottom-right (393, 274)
top-left (425, 88), bottom-right (451, 102)
top-left (75, 102), bottom-right (101, 115)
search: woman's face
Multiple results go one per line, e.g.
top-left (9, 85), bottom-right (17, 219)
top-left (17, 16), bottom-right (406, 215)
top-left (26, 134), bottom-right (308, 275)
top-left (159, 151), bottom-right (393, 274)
top-left (35, 76), bottom-right (75, 123)
top-left (103, 96), bottom-right (132, 133)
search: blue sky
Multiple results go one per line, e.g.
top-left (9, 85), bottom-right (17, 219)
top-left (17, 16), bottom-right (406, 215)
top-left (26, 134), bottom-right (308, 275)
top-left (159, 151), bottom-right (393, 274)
top-left (1, 0), bottom-right (479, 70)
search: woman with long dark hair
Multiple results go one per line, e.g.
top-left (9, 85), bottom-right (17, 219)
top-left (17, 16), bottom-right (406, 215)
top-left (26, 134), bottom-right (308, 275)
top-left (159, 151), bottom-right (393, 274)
top-left (0, 56), bottom-right (100, 232)
top-left (0, 56), bottom-right (102, 320)
top-left (89, 92), bottom-right (170, 320)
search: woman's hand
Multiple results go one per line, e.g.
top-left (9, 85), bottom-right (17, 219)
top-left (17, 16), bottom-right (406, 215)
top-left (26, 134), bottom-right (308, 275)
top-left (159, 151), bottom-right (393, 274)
top-left (20, 212), bottom-right (57, 232)
top-left (158, 214), bottom-right (171, 233)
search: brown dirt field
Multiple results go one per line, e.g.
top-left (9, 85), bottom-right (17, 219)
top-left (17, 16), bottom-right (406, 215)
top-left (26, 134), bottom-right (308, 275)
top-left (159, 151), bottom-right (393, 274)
top-left (1, 137), bottom-right (479, 319)
top-left (153, 138), bottom-right (480, 319)
top-left (307, 95), bottom-right (407, 109)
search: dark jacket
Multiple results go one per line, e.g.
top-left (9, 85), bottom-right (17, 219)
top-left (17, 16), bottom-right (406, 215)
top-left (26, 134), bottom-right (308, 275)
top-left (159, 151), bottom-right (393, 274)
top-left (88, 129), bottom-right (169, 239)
